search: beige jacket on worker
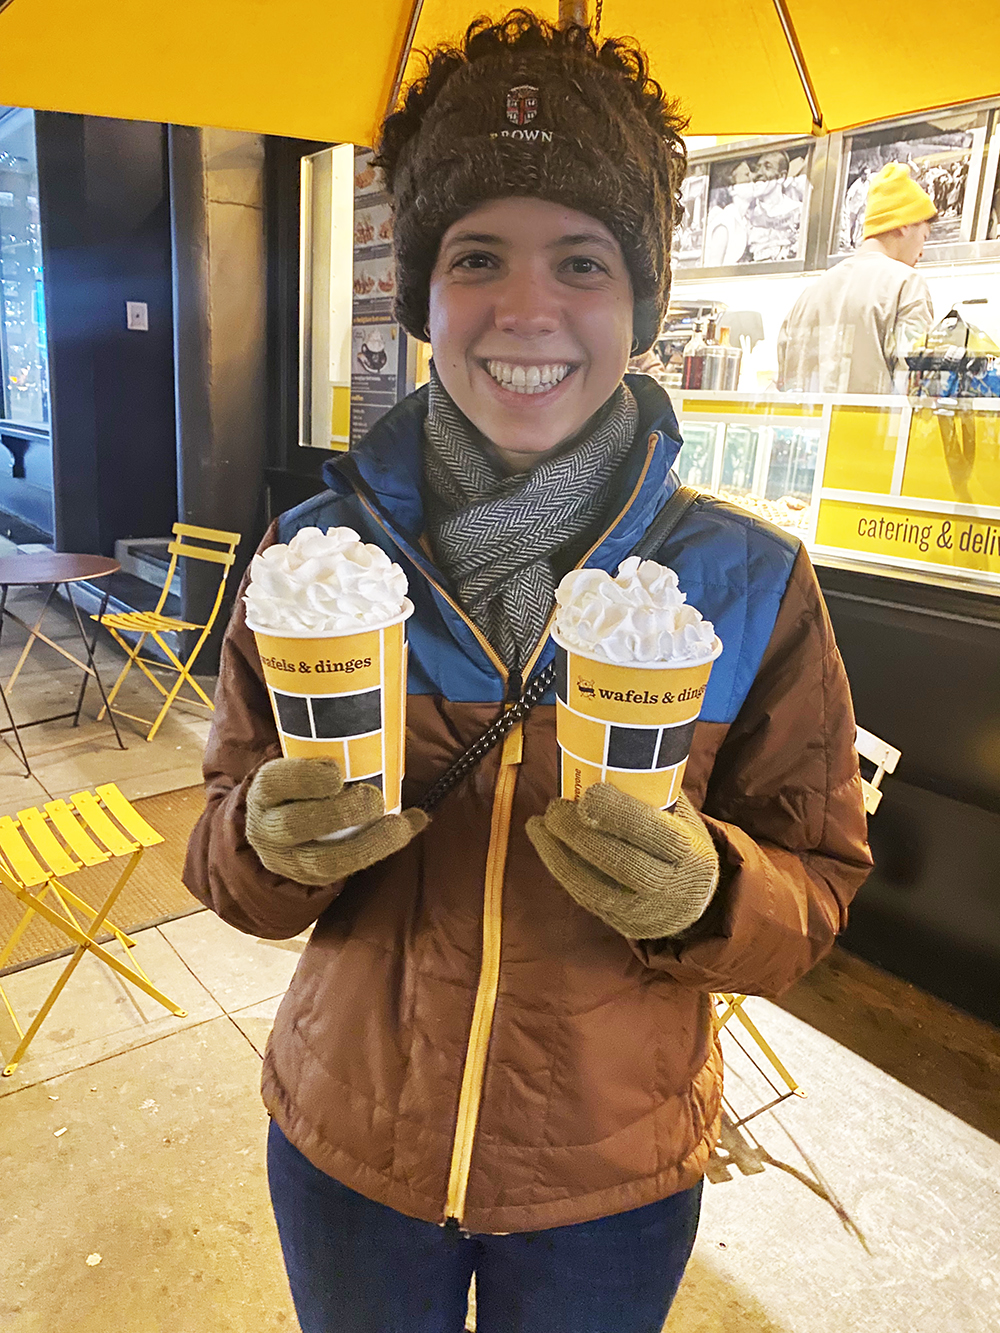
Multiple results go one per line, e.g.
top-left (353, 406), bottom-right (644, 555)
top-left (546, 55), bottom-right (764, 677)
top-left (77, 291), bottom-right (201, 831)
top-left (777, 251), bottom-right (933, 395)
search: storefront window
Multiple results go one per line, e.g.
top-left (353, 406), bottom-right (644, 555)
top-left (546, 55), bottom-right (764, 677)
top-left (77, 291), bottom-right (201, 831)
top-left (664, 104), bottom-right (1000, 592)
top-left (299, 145), bottom-right (426, 452)
top-left (0, 107), bottom-right (48, 427)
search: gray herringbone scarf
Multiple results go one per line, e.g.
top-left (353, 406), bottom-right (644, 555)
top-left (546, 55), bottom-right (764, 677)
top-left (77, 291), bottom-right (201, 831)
top-left (424, 368), bottom-right (638, 671)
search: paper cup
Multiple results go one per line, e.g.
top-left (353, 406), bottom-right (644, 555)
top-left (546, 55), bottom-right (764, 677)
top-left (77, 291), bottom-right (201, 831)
top-left (552, 628), bottom-right (722, 812)
top-left (248, 601), bottom-right (413, 818)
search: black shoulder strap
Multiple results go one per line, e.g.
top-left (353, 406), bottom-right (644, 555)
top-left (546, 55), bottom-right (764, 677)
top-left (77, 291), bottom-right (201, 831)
top-left (416, 486), bottom-right (702, 812)
top-left (629, 484), bottom-right (700, 561)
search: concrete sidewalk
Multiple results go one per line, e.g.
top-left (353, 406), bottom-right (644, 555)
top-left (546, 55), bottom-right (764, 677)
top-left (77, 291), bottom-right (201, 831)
top-left (3, 906), bottom-right (998, 1332)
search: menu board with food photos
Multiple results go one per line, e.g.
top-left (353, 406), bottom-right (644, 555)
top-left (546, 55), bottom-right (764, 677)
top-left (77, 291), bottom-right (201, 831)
top-left (351, 148), bottom-right (411, 444)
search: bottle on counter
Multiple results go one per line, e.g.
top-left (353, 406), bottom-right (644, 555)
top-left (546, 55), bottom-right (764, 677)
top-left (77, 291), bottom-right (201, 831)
top-left (682, 323), bottom-right (707, 389)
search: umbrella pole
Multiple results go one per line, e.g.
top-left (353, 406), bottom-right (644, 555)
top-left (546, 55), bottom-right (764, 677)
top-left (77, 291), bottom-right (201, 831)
top-left (387, 0), bottom-right (427, 115)
top-left (771, 0), bottom-right (824, 133)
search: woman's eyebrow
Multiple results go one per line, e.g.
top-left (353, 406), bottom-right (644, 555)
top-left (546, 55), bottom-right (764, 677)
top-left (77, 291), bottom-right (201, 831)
top-left (442, 230), bottom-right (617, 251)
top-left (550, 233), bottom-right (618, 251)
top-left (443, 231), bottom-right (504, 246)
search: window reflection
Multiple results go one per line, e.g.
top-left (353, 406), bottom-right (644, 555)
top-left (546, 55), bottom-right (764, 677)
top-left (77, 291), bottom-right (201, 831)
top-left (766, 428), bottom-right (818, 502)
top-left (0, 108), bottom-right (48, 427)
top-left (719, 425), bottom-right (758, 496)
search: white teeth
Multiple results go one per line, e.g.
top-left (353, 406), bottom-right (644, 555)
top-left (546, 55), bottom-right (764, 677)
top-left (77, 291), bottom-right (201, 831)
top-left (485, 361), bottom-right (571, 392)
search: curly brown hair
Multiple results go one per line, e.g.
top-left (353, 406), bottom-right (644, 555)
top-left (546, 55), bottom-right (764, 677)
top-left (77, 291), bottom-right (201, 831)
top-left (377, 9), bottom-right (688, 214)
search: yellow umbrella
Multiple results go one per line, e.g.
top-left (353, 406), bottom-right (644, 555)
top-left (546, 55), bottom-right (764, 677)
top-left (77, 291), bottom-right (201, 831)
top-left (0, 0), bottom-right (998, 144)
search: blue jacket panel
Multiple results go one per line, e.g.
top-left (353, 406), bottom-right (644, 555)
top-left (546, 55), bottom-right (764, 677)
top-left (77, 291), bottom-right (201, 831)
top-left (275, 376), bottom-right (799, 726)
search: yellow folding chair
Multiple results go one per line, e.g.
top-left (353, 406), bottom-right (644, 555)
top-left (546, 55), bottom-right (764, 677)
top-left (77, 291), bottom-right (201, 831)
top-left (709, 729), bottom-right (900, 1125)
top-left (0, 782), bottom-right (187, 1077)
top-left (94, 522), bottom-right (241, 740)
top-left (712, 992), bottom-right (803, 1127)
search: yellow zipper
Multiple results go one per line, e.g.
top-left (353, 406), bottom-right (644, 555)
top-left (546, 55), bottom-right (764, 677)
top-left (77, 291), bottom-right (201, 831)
top-left (351, 437), bottom-right (659, 1226)
top-left (444, 721), bottom-right (522, 1223)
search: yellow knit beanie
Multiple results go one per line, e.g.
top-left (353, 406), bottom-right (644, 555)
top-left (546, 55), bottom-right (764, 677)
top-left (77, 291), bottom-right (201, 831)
top-left (863, 162), bottom-right (937, 239)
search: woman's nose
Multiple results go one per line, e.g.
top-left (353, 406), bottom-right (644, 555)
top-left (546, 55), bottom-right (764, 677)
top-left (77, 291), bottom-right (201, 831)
top-left (494, 271), bottom-right (560, 337)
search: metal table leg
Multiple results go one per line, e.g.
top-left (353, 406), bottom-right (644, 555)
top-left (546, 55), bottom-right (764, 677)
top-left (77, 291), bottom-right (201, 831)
top-left (4, 582), bottom-right (57, 692)
top-left (73, 585), bottom-right (111, 725)
top-left (0, 583), bottom-right (33, 777)
top-left (65, 583), bottom-right (126, 750)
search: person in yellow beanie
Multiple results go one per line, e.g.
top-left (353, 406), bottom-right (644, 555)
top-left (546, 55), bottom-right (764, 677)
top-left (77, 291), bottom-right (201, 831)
top-left (777, 162), bottom-right (936, 394)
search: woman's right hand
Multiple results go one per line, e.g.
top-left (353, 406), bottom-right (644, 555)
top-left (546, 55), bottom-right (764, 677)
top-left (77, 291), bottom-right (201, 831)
top-left (245, 757), bottom-right (427, 886)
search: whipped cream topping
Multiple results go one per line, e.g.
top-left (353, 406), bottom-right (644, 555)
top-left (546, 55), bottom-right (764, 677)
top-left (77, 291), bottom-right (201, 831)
top-left (245, 526), bottom-right (409, 634)
top-left (554, 557), bottom-right (720, 665)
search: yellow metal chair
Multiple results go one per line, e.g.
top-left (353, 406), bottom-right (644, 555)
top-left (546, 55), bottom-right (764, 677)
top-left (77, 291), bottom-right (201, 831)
top-left (0, 782), bottom-right (186, 1077)
top-left (712, 992), bottom-right (803, 1126)
top-left (95, 522), bottom-right (241, 740)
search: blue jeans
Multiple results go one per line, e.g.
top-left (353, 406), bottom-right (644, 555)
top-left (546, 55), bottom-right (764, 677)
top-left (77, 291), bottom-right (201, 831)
top-left (267, 1120), bottom-right (701, 1333)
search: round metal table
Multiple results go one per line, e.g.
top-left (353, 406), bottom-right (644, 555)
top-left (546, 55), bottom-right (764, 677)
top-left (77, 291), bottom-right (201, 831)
top-left (0, 553), bottom-right (125, 775)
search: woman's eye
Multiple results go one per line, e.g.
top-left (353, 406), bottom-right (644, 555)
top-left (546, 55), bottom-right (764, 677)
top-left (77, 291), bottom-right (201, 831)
top-left (453, 252), bottom-right (497, 271)
top-left (563, 256), bottom-right (606, 276)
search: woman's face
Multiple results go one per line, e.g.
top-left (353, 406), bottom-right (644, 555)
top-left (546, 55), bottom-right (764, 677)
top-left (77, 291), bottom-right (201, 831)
top-left (428, 197), bottom-right (634, 471)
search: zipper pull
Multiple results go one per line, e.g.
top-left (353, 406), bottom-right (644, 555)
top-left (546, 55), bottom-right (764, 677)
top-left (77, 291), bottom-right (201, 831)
top-left (502, 668), bottom-right (524, 766)
top-left (501, 721), bottom-right (523, 767)
top-left (505, 669), bottom-right (522, 704)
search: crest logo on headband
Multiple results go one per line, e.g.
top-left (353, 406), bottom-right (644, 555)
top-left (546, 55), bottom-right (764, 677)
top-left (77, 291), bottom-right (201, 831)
top-left (506, 85), bottom-right (540, 126)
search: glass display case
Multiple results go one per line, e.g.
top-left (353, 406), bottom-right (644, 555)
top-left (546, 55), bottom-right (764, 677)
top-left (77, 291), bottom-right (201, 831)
top-left (0, 108), bottom-right (48, 428)
top-left (676, 390), bottom-right (1000, 587)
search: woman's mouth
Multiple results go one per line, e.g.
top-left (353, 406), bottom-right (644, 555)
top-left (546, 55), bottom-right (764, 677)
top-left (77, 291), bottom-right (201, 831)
top-left (483, 360), bottom-right (575, 396)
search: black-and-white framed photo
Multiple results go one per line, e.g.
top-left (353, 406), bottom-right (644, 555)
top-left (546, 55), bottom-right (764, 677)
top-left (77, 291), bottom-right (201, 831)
top-left (976, 117), bottom-right (1000, 240)
top-left (672, 170), bottom-right (709, 268)
top-left (696, 144), bottom-right (812, 268)
top-left (834, 114), bottom-right (986, 253)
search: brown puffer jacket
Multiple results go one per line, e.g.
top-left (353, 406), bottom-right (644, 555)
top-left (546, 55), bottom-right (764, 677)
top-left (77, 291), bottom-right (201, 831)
top-left (184, 386), bottom-right (872, 1234)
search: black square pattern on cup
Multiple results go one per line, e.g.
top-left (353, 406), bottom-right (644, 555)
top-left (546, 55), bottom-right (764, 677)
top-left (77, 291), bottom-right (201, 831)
top-left (606, 725), bottom-right (659, 770)
top-left (554, 646), bottom-right (568, 703)
top-left (346, 773), bottom-right (383, 794)
top-left (273, 692), bottom-right (312, 739)
top-left (655, 719), bottom-right (697, 769)
top-left (311, 688), bottom-right (382, 739)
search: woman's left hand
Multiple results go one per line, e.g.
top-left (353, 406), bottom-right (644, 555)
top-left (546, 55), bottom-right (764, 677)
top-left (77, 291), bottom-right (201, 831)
top-left (526, 786), bottom-right (719, 939)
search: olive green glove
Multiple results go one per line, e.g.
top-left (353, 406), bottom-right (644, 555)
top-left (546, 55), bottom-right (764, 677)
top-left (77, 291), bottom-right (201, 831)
top-left (526, 785), bottom-right (719, 939)
top-left (245, 757), bottom-right (427, 887)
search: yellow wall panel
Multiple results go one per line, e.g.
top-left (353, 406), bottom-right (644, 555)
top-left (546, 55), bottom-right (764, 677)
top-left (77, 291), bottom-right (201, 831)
top-left (902, 409), bottom-right (1000, 508)
top-left (823, 406), bottom-right (899, 495)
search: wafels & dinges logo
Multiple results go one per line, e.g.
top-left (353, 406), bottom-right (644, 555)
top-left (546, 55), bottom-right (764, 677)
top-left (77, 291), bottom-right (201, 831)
top-left (575, 675), bottom-right (706, 707)
top-left (259, 653), bottom-right (372, 675)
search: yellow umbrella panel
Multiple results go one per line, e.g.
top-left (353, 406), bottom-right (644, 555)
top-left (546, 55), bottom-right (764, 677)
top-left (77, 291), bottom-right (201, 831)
top-left (0, 0), bottom-right (998, 143)
top-left (0, 0), bottom-right (418, 146)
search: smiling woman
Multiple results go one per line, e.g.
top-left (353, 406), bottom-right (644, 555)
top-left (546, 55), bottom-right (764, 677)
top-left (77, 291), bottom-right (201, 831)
top-left (185, 11), bottom-right (872, 1333)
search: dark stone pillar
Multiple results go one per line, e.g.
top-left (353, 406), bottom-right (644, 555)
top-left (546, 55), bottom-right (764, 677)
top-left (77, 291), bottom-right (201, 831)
top-left (169, 126), bottom-right (268, 672)
top-left (37, 113), bottom-right (177, 555)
